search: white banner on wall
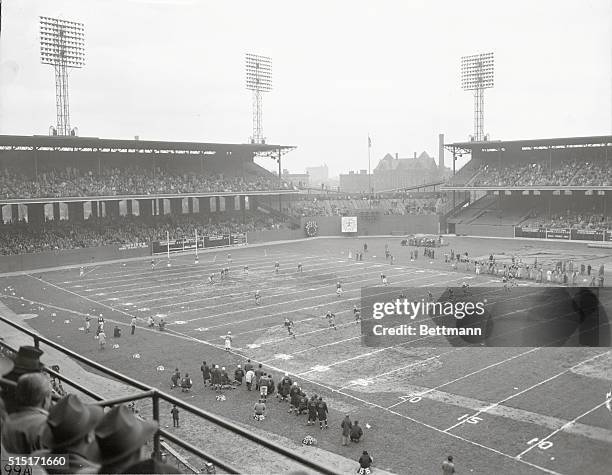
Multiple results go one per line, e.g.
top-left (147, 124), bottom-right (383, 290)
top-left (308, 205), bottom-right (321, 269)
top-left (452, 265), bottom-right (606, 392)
top-left (341, 216), bottom-right (358, 233)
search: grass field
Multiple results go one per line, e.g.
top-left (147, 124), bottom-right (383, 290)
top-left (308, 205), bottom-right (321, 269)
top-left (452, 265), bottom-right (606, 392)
top-left (1, 236), bottom-right (611, 474)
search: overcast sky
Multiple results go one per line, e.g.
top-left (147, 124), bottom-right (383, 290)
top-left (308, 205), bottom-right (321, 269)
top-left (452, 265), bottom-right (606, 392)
top-left (1, 0), bottom-right (611, 176)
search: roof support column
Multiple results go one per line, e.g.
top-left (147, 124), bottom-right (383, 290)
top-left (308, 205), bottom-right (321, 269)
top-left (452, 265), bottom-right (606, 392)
top-left (68, 201), bottom-right (85, 222)
top-left (278, 148), bottom-right (282, 212)
top-left (26, 203), bottom-right (45, 226)
top-left (53, 202), bottom-right (61, 221)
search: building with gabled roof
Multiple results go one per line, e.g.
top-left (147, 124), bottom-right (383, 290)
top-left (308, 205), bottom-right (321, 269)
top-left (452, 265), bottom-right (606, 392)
top-left (373, 151), bottom-right (443, 191)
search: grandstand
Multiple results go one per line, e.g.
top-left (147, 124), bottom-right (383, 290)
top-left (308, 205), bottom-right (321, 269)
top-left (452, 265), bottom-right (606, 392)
top-left (1, 134), bottom-right (611, 474)
top-left (442, 136), bottom-right (612, 238)
top-left (1, 1), bottom-right (610, 471)
top-left (0, 135), bottom-right (301, 254)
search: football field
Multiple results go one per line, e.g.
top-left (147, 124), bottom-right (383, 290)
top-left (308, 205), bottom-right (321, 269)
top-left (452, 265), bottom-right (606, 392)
top-left (1, 236), bottom-right (611, 474)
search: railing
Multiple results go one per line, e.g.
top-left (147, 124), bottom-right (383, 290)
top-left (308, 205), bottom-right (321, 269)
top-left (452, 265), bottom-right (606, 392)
top-left (0, 315), bottom-right (340, 475)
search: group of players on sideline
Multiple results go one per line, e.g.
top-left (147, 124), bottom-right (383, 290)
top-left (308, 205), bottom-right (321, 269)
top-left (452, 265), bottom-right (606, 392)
top-left (0, 343), bottom-right (389, 474)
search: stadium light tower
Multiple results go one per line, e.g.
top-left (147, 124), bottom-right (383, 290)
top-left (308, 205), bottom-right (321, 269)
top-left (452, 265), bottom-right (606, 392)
top-left (40, 16), bottom-right (85, 136)
top-left (461, 52), bottom-right (494, 141)
top-left (245, 53), bottom-right (272, 144)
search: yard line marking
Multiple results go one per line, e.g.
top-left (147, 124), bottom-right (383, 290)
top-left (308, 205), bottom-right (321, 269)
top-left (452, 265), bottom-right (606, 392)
top-left (68, 255), bottom-right (336, 293)
top-left (386, 348), bottom-right (542, 410)
top-left (26, 275), bottom-right (140, 322)
top-left (59, 249), bottom-right (312, 284)
top-left (216, 285), bottom-right (544, 356)
top-left (127, 260), bottom-right (424, 309)
top-left (443, 350), bottom-right (611, 433)
top-left (68, 254), bottom-right (409, 305)
top-left (180, 271), bottom-right (454, 323)
top-left (268, 287), bottom-right (543, 371)
top-left (385, 292), bottom-right (612, 411)
top-left (3, 288), bottom-right (559, 475)
top-left (516, 398), bottom-right (611, 460)
top-left (86, 306), bottom-right (562, 474)
top-left (338, 354), bottom-right (444, 390)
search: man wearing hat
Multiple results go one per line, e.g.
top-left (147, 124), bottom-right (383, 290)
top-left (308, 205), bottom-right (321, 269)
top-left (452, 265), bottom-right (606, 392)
top-left (95, 404), bottom-right (159, 474)
top-left (33, 394), bottom-right (103, 474)
top-left (2, 372), bottom-right (52, 454)
top-left (0, 354), bottom-right (14, 420)
top-left (1, 345), bottom-right (44, 414)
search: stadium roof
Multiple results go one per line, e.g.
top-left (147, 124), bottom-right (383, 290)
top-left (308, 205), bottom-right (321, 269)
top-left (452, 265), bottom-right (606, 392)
top-left (445, 135), bottom-right (612, 153)
top-left (0, 135), bottom-right (296, 157)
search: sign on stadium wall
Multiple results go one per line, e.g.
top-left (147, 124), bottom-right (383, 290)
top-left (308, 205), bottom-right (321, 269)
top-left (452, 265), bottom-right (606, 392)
top-left (514, 226), bottom-right (610, 242)
top-left (573, 229), bottom-right (605, 242)
top-left (118, 242), bottom-right (149, 251)
top-left (341, 216), bottom-right (358, 233)
top-left (513, 226), bottom-right (546, 239)
top-left (546, 229), bottom-right (571, 240)
top-left (151, 233), bottom-right (247, 254)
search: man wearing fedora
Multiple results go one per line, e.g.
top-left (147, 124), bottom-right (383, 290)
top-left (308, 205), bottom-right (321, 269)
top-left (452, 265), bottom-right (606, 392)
top-left (2, 372), bottom-right (52, 454)
top-left (96, 404), bottom-right (178, 474)
top-left (33, 394), bottom-right (103, 474)
top-left (1, 345), bottom-right (45, 414)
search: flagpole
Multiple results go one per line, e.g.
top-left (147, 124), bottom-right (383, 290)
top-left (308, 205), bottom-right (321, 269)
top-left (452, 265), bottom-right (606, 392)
top-left (368, 134), bottom-right (372, 208)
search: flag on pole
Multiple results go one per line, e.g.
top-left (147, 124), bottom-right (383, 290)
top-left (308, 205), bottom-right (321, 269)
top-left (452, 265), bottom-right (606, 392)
top-left (368, 136), bottom-right (372, 148)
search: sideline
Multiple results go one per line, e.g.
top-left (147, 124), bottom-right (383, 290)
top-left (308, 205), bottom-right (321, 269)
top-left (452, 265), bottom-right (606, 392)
top-left (0, 234), bottom-right (406, 278)
top-left (0, 302), bottom-right (394, 475)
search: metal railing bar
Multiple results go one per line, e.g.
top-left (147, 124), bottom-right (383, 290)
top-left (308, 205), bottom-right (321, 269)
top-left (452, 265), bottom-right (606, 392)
top-left (158, 428), bottom-right (240, 474)
top-left (0, 316), bottom-right (340, 475)
top-left (94, 390), bottom-right (156, 407)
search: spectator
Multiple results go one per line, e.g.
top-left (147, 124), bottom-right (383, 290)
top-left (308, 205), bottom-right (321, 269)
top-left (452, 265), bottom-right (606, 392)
top-left (1, 345), bottom-right (44, 414)
top-left (34, 394), bottom-right (103, 474)
top-left (1, 373), bottom-right (52, 454)
top-left (0, 213), bottom-right (290, 256)
top-left (95, 404), bottom-right (158, 474)
top-left (0, 167), bottom-right (288, 200)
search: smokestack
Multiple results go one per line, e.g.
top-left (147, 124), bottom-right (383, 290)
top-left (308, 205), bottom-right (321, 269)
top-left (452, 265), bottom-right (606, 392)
top-left (395, 153), bottom-right (398, 160)
top-left (413, 152), bottom-right (417, 159)
top-left (439, 133), bottom-right (445, 170)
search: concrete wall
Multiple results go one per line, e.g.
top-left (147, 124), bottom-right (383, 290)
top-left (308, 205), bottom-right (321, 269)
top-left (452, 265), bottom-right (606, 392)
top-left (300, 215), bottom-right (438, 236)
top-left (455, 223), bottom-right (515, 238)
top-left (246, 229), bottom-right (305, 244)
top-left (0, 215), bottom-right (439, 273)
top-left (0, 244), bottom-right (150, 273)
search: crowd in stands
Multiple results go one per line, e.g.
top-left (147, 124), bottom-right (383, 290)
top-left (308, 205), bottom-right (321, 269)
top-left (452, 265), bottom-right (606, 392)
top-left (468, 158), bottom-right (612, 187)
top-left (0, 215), bottom-right (287, 255)
top-left (286, 194), bottom-right (445, 218)
top-left (525, 211), bottom-right (612, 231)
top-left (0, 167), bottom-right (289, 199)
